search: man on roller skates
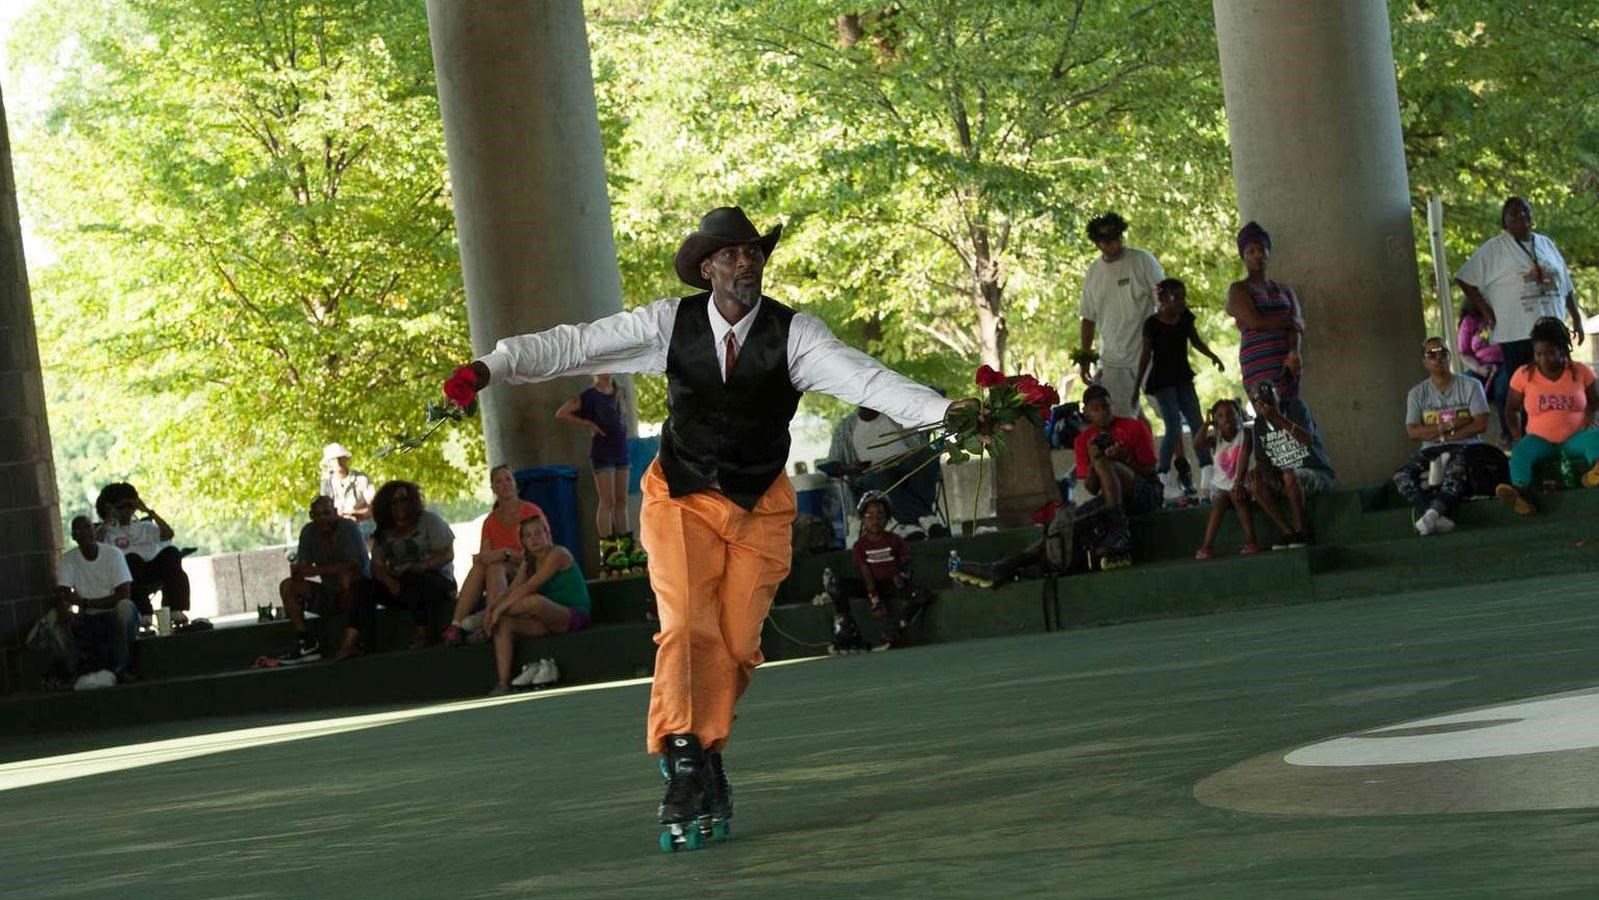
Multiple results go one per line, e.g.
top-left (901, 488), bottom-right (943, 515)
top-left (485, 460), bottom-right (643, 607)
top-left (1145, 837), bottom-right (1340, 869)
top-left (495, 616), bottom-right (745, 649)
top-left (442, 207), bottom-right (959, 851)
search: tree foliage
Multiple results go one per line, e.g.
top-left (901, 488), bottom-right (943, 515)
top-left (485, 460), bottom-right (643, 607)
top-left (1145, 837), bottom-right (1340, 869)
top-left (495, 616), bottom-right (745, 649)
top-left (12, 0), bottom-right (475, 548)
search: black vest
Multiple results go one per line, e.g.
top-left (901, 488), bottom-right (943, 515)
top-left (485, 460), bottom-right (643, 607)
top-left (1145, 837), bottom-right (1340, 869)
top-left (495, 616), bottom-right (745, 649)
top-left (659, 294), bottom-right (803, 510)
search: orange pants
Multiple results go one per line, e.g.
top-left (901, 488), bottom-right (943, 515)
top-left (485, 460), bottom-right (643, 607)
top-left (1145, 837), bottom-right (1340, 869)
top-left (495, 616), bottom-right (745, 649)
top-left (640, 459), bottom-right (794, 754)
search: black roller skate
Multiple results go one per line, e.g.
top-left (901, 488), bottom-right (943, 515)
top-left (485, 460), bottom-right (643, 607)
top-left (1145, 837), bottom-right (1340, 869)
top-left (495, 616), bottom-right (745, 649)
top-left (700, 749), bottom-right (733, 843)
top-left (829, 614), bottom-right (871, 655)
top-left (950, 555), bottom-right (1021, 589)
top-left (658, 733), bottom-right (711, 853)
top-left (1091, 508), bottom-right (1133, 571)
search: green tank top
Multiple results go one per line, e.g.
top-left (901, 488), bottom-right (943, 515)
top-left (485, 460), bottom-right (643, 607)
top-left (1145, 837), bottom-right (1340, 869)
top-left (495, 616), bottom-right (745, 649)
top-left (540, 558), bottom-right (591, 613)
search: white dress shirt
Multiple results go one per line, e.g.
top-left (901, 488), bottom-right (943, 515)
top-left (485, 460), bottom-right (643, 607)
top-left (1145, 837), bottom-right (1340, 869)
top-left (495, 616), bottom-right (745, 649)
top-left (479, 297), bottom-right (953, 428)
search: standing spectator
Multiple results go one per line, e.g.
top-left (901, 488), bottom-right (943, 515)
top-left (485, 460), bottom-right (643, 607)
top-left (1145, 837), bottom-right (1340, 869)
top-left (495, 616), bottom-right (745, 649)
top-left (1227, 222), bottom-right (1304, 404)
top-left (1455, 197), bottom-right (1585, 437)
top-left (94, 482), bottom-right (190, 628)
top-left (1192, 399), bottom-right (1260, 559)
top-left (442, 465), bottom-right (545, 645)
top-left (1393, 338), bottom-right (1499, 536)
top-left (1077, 211), bottom-right (1165, 418)
top-left (1136, 277), bottom-right (1225, 499)
top-left (1496, 318), bottom-right (1599, 515)
top-left (54, 515), bottom-right (138, 684)
top-left (348, 480), bottom-right (455, 652)
top-left (555, 374), bottom-right (640, 575)
top-left (820, 407), bottom-right (944, 537)
top-left (276, 495), bottom-right (372, 664)
top-left (1246, 381), bottom-right (1335, 548)
top-left (484, 511), bottom-right (592, 696)
top-left (1457, 299), bottom-right (1507, 444)
top-left (319, 443), bottom-right (376, 538)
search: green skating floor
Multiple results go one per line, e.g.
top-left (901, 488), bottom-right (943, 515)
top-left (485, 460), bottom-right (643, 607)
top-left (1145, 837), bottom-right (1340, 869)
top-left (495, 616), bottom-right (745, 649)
top-left (6, 570), bottom-right (1599, 898)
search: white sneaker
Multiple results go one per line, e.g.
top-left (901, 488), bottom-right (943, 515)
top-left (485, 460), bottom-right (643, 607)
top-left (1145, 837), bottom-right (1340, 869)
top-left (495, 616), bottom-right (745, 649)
top-left (1158, 470), bottom-right (1182, 502)
top-left (1414, 509), bottom-right (1438, 537)
top-left (1433, 514), bottom-right (1456, 534)
top-left (532, 658), bottom-right (560, 688)
top-left (510, 662), bottom-right (541, 688)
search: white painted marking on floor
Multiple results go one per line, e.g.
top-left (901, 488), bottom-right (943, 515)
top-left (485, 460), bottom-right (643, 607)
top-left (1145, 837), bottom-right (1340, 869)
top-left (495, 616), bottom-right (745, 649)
top-left (0, 657), bottom-right (826, 794)
top-left (1286, 687), bottom-right (1599, 767)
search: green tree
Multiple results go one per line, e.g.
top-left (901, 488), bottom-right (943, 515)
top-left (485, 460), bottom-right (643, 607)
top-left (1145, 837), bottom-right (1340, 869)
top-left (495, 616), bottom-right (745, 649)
top-left (588, 0), bottom-right (1233, 424)
top-left (12, 0), bottom-right (476, 549)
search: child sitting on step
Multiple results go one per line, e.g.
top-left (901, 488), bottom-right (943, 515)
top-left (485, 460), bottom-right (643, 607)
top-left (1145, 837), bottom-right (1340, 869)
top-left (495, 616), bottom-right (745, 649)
top-left (819, 492), bottom-right (931, 652)
top-left (1193, 398), bottom-right (1261, 559)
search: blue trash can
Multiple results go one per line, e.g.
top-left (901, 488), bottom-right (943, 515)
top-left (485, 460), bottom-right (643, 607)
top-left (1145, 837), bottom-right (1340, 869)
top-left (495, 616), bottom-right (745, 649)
top-left (792, 473), bottom-right (846, 550)
top-left (627, 435), bottom-right (661, 495)
top-left (514, 465), bottom-right (583, 568)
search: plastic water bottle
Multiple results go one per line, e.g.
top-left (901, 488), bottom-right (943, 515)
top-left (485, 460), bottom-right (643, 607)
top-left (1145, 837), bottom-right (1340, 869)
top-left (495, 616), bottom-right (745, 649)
top-left (947, 550), bottom-right (961, 575)
top-left (1561, 455), bottom-right (1579, 489)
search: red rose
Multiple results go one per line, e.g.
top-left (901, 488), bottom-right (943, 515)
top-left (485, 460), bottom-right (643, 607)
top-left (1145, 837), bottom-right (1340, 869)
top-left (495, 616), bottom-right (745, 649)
top-left (975, 364), bottom-right (1006, 388)
top-left (1015, 374), bottom-right (1040, 393)
top-left (1031, 500), bottom-right (1062, 525)
top-left (443, 365), bottom-right (480, 408)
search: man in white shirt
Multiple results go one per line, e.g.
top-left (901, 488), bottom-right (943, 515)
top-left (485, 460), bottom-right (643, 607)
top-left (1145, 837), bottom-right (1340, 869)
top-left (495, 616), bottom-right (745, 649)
top-left (442, 206), bottom-right (960, 849)
top-left (55, 515), bottom-right (138, 682)
top-left (1077, 211), bottom-right (1165, 418)
top-left (821, 407), bottom-right (944, 535)
top-left (95, 482), bottom-right (191, 626)
top-left (318, 442), bottom-right (376, 536)
top-left (1455, 196), bottom-right (1585, 432)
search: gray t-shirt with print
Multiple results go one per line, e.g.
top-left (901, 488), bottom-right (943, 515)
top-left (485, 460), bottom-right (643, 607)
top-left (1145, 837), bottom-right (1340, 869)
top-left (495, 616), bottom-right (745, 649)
top-left (1405, 375), bottom-right (1489, 449)
top-left (375, 510), bottom-right (454, 581)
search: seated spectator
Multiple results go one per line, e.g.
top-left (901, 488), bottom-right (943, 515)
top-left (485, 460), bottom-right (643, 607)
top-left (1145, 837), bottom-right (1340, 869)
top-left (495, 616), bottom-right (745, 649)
top-left (443, 465), bottom-right (544, 645)
top-left (1072, 384), bottom-right (1162, 516)
top-left (347, 480), bottom-right (455, 652)
top-left (1457, 300), bottom-right (1506, 444)
top-left (94, 482), bottom-right (191, 628)
top-left (484, 511), bottom-right (591, 695)
top-left (1193, 399), bottom-right (1260, 559)
top-left (320, 442), bottom-right (376, 538)
top-left (52, 515), bottom-right (138, 685)
top-left (821, 406), bottom-right (945, 538)
top-left (1393, 338), bottom-right (1501, 536)
top-left (276, 495), bottom-right (373, 664)
top-left (1245, 381), bottom-right (1335, 548)
top-left (1136, 277), bottom-right (1224, 499)
top-left (1496, 317), bottom-right (1599, 515)
top-left (819, 492), bottom-right (932, 653)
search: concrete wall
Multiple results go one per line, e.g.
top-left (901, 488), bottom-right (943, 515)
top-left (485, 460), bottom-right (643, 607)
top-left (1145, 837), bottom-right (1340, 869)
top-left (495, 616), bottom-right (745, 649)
top-left (0, 82), bottom-right (60, 650)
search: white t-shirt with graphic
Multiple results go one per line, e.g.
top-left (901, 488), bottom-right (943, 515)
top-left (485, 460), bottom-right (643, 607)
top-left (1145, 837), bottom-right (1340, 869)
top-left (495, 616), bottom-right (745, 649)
top-left (1454, 231), bottom-right (1573, 344)
top-left (1211, 427), bottom-right (1249, 492)
top-left (1080, 248), bottom-right (1165, 368)
top-left (100, 520), bottom-right (167, 561)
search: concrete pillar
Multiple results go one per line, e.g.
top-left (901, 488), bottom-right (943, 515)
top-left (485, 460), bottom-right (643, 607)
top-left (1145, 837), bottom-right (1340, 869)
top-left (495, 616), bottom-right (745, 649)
top-left (0, 82), bottom-right (61, 669)
top-left (1214, 0), bottom-right (1425, 487)
top-left (426, 0), bottom-right (625, 568)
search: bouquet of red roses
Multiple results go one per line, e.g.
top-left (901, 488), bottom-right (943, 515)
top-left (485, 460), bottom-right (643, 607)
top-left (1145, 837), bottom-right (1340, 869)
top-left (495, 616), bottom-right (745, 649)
top-left (862, 364), bottom-right (1060, 498)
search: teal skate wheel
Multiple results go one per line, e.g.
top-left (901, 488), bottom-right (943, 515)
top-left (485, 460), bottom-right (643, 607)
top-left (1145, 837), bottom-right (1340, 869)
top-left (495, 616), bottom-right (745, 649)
top-left (681, 828), bottom-right (705, 850)
top-left (710, 820), bottom-right (731, 842)
top-left (660, 830), bottom-right (677, 853)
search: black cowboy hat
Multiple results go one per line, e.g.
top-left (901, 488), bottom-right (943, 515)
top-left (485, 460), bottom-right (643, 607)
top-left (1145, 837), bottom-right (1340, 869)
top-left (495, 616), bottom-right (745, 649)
top-left (674, 206), bottom-right (783, 289)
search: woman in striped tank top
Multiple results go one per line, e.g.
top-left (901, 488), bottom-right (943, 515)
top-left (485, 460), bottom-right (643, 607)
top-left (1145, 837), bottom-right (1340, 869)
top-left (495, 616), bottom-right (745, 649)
top-left (1226, 222), bottom-right (1304, 401)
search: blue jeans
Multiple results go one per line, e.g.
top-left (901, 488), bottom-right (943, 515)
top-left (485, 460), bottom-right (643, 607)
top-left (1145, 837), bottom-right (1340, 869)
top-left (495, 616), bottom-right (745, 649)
top-left (1149, 383), bottom-right (1212, 472)
top-left (1492, 340), bottom-right (1533, 442)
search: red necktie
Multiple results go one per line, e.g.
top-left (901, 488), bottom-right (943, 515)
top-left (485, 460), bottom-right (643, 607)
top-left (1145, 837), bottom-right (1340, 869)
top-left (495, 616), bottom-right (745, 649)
top-left (724, 332), bottom-right (738, 381)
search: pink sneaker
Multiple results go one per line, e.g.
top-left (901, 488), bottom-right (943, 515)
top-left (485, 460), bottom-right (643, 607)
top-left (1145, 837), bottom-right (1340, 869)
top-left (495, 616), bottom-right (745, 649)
top-left (1194, 547), bottom-right (1213, 561)
top-left (442, 625), bottom-right (465, 647)
top-left (1239, 543), bottom-right (1262, 556)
